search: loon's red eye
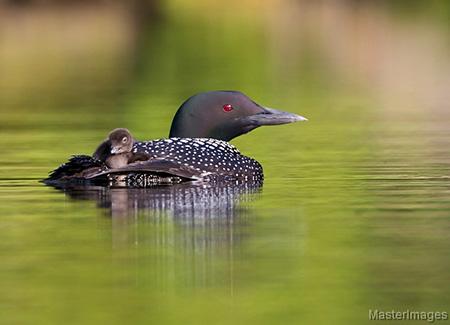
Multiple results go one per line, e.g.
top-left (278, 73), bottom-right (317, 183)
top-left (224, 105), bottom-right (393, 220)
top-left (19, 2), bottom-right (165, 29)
top-left (223, 104), bottom-right (234, 112)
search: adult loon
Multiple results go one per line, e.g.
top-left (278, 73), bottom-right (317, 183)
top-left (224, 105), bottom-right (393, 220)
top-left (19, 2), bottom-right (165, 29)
top-left (45, 91), bottom-right (307, 186)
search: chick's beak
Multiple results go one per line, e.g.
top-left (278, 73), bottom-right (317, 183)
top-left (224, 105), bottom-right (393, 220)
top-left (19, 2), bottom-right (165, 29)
top-left (110, 146), bottom-right (121, 154)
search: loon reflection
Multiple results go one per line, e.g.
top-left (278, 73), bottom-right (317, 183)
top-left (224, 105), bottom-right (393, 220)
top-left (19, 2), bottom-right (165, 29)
top-left (51, 180), bottom-right (262, 220)
top-left (49, 180), bottom-right (262, 290)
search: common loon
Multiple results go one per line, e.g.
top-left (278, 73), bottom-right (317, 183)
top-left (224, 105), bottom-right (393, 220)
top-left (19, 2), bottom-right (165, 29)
top-left (45, 91), bottom-right (307, 186)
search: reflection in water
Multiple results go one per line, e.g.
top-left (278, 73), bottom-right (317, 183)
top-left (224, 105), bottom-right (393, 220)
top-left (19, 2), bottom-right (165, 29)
top-left (47, 181), bottom-right (262, 289)
top-left (50, 181), bottom-right (262, 220)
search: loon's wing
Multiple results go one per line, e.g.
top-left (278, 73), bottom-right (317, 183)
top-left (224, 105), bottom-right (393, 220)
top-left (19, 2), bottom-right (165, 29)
top-left (86, 158), bottom-right (203, 181)
top-left (44, 155), bottom-right (105, 182)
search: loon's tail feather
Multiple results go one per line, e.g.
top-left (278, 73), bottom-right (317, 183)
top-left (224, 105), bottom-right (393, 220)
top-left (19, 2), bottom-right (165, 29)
top-left (44, 155), bottom-right (106, 183)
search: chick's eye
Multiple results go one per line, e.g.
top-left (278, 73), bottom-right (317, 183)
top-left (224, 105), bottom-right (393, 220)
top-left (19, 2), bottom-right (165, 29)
top-left (122, 137), bottom-right (128, 143)
top-left (223, 104), bottom-right (233, 112)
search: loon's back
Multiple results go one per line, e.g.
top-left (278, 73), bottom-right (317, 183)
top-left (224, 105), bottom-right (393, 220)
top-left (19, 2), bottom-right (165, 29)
top-left (133, 138), bottom-right (262, 180)
top-left (45, 138), bottom-right (263, 187)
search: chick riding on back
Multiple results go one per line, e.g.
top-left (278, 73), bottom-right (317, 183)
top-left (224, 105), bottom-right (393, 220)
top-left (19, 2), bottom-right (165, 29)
top-left (93, 128), bottom-right (148, 169)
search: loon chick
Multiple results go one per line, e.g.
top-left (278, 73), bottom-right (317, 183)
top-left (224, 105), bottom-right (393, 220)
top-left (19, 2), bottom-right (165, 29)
top-left (45, 129), bottom-right (148, 183)
top-left (93, 128), bottom-right (149, 169)
top-left (45, 91), bottom-right (307, 185)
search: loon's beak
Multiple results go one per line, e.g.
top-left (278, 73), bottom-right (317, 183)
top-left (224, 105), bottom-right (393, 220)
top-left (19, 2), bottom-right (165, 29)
top-left (247, 107), bottom-right (308, 126)
top-left (110, 146), bottom-right (120, 154)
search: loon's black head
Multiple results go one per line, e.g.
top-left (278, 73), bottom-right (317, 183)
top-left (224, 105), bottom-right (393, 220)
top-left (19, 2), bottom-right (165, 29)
top-left (109, 128), bottom-right (134, 154)
top-left (169, 91), bottom-right (307, 141)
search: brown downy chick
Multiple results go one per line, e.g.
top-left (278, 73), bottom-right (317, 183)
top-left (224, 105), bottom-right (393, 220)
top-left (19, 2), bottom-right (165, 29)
top-left (93, 128), bottom-right (148, 169)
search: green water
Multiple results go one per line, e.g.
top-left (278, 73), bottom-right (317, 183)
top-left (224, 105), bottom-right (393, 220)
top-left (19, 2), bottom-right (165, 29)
top-left (0, 2), bottom-right (449, 324)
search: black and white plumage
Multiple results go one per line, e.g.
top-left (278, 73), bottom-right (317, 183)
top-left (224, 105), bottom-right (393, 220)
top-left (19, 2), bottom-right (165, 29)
top-left (132, 138), bottom-right (262, 180)
top-left (111, 138), bottom-right (263, 186)
top-left (45, 138), bottom-right (263, 187)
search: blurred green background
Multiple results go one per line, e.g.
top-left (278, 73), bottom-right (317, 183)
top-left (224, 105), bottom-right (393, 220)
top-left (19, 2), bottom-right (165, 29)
top-left (0, 0), bottom-right (449, 324)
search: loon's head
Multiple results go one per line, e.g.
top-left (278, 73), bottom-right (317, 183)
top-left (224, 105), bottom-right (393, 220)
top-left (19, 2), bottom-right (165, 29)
top-left (109, 128), bottom-right (134, 154)
top-left (169, 91), bottom-right (307, 141)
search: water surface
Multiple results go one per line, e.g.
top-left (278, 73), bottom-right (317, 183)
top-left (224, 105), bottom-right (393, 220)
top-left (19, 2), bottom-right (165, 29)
top-left (0, 1), bottom-right (449, 324)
